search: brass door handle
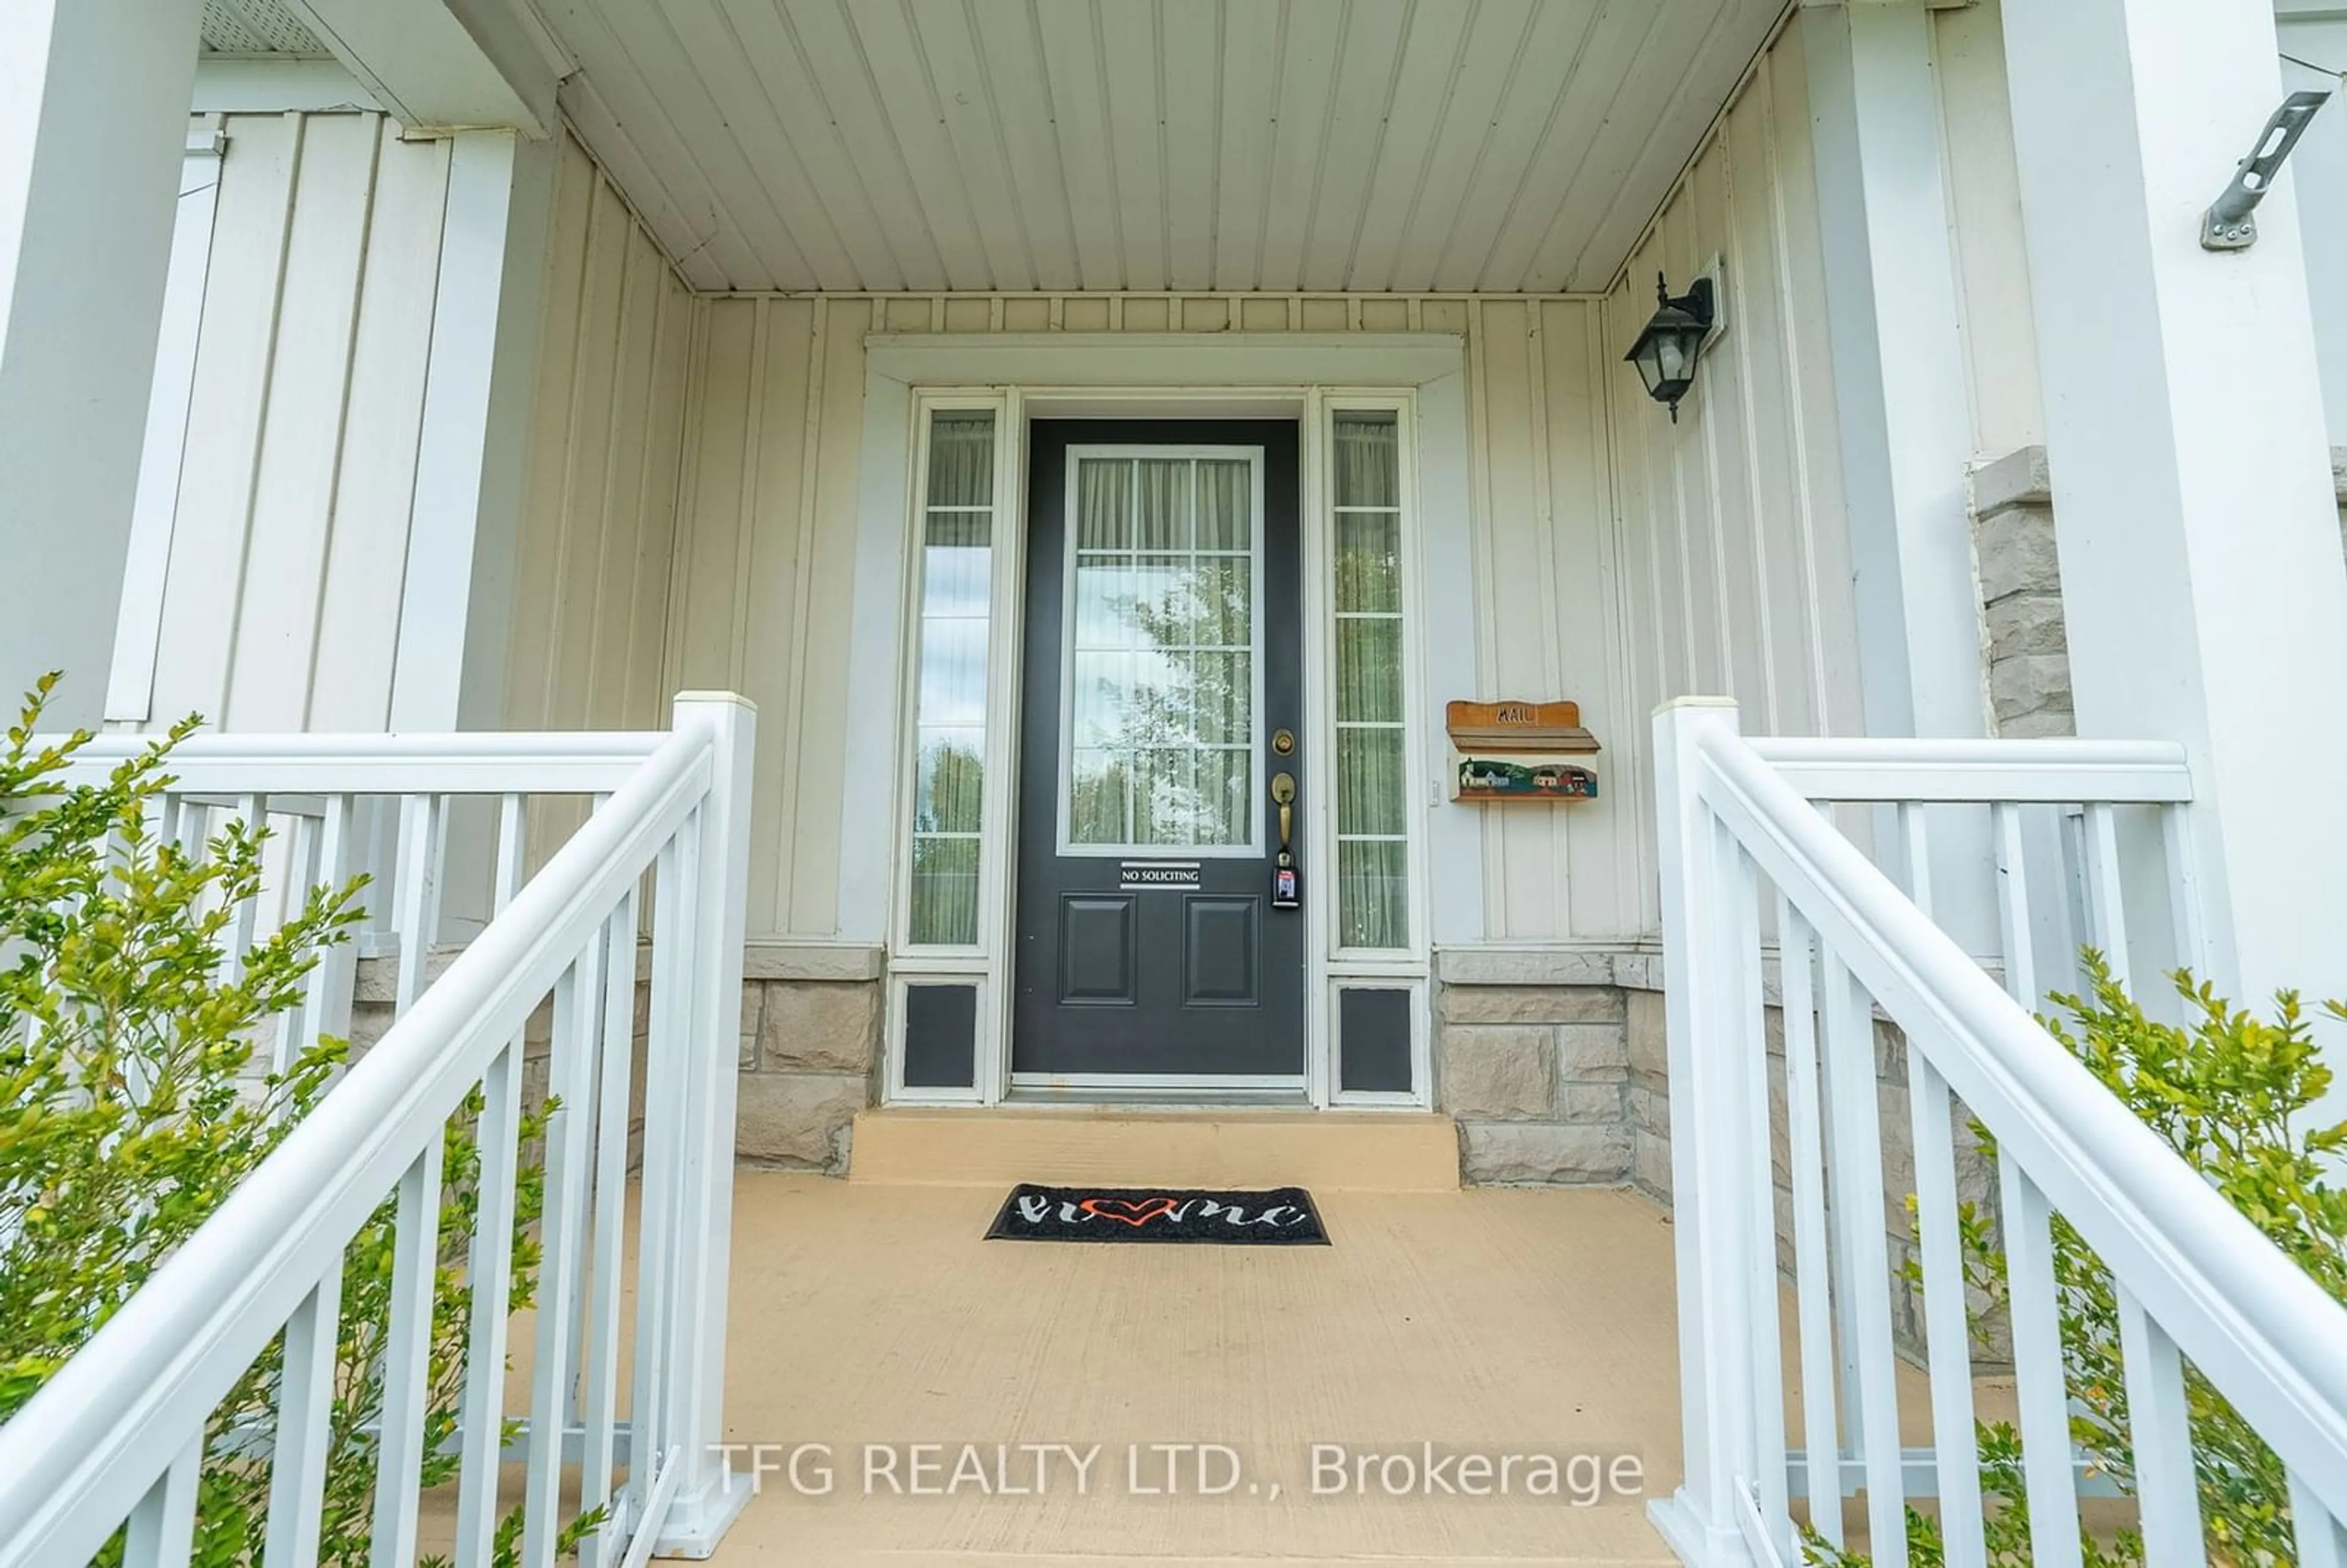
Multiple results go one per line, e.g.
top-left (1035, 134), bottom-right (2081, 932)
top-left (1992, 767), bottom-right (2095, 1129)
top-left (1271, 771), bottom-right (1296, 852)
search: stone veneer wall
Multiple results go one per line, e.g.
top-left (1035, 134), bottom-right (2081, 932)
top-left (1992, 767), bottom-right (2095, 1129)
top-left (1968, 446), bottom-right (2074, 739)
top-left (350, 941), bottom-right (884, 1177)
top-left (1436, 948), bottom-right (1657, 1189)
top-left (732, 944), bottom-right (884, 1173)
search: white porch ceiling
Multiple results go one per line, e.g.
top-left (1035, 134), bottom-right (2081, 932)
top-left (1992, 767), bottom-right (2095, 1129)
top-left (537, 0), bottom-right (1787, 295)
top-left (201, 0), bottom-right (330, 56)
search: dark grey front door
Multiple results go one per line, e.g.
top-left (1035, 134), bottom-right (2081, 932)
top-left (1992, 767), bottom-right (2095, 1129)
top-left (1012, 420), bottom-right (1304, 1079)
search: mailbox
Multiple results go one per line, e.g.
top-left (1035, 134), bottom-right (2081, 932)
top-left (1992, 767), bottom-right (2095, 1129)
top-left (1445, 700), bottom-right (1601, 803)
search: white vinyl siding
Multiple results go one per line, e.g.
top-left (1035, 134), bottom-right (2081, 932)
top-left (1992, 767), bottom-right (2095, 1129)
top-left (502, 132), bottom-right (696, 738)
top-left (1597, 11), bottom-right (1874, 937)
top-left (670, 271), bottom-right (1864, 945)
top-left (144, 112), bottom-right (450, 733)
top-left (131, 119), bottom-right (688, 746)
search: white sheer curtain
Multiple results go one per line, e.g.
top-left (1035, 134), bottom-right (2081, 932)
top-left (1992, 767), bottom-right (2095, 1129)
top-left (1332, 414), bottom-right (1407, 949)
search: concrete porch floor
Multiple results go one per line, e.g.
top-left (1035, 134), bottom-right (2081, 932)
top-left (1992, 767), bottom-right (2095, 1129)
top-left (708, 1173), bottom-right (1688, 1566)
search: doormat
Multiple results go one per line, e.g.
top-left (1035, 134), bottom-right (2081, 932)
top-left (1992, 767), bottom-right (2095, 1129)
top-left (983, 1185), bottom-right (1329, 1245)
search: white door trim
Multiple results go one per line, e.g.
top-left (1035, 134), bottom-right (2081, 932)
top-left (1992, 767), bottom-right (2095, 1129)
top-left (843, 334), bottom-right (1479, 1108)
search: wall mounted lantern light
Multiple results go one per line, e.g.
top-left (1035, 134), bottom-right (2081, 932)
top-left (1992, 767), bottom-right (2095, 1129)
top-left (1623, 273), bottom-right (1716, 422)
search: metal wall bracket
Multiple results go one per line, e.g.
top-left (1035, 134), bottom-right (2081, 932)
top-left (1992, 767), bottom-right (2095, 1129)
top-left (2202, 90), bottom-right (2331, 250)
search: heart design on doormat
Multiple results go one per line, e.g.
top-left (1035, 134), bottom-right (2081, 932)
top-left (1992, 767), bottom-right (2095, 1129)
top-left (986, 1186), bottom-right (1328, 1245)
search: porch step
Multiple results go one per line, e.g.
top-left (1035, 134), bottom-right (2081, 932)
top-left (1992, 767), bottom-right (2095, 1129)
top-left (847, 1107), bottom-right (1460, 1190)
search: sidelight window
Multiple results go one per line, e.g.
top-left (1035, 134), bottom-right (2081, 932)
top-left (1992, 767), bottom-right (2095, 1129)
top-left (906, 410), bottom-right (996, 946)
top-left (1331, 412), bottom-right (1409, 950)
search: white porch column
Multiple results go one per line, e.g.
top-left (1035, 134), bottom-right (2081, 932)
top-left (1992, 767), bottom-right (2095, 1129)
top-left (2278, 1), bottom-right (2347, 447)
top-left (0, 0), bottom-right (201, 728)
top-left (386, 128), bottom-right (555, 950)
top-left (2001, 1), bottom-right (2347, 1024)
top-left (388, 128), bottom-right (556, 735)
top-left (1804, 0), bottom-right (1999, 953)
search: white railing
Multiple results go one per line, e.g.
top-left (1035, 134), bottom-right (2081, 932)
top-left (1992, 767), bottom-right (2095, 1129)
top-left (1648, 698), bottom-right (2347, 1568)
top-left (0, 692), bottom-right (756, 1566)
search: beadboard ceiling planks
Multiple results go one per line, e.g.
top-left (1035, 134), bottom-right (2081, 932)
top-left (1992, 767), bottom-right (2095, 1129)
top-left (540, 0), bottom-right (1786, 295)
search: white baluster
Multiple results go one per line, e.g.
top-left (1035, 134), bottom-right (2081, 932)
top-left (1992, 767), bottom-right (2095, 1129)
top-left (2159, 804), bottom-right (2207, 981)
top-left (307, 794), bottom-right (359, 1056)
top-left (630, 833), bottom-right (694, 1503)
top-left (452, 791), bottom-right (532, 1561)
top-left (1895, 805), bottom-right (1985, 1564)
top-left (1991, 803), bottom-right (2038, 1009)
top-left (153, 791), bottom-right (184, 864)
top-left (272, 808), bottom-right (323, 1074)
top-left (452, 1037), bottom-right (523, 1565)
top-left (120, 1435), bottom-right (200, 1568)
top-left (1721, 829), bottom-right (1788, 1552)
top-left (356, 797), bottom-right (400, 959)
top-left (1820, 951), bottom-right (1908, 1568)
top-left (2290, 1468), bottom-right (2347, 1568)
top-left (2082, 802), bottom-right (2131, 990)
top-left (2117, 1286), bottom-right (2204, 1567)
top-left (581, 890), bottom-right (641, 1567)
top-left (2057, 806), bottom-right (2092, 1000)
top-left (263, 1264), bottom-right (344, 1566)
top-left (1777, 898), bottom-right (1843, 1548)
top-left (222, 793), bottom-right (264, 987)
top-left (172, 794), bottom-right (207, 863)
top-left (370, 1141), bottom-right (444, 1567)
top-left (566, 800), bottom-right (609, 1424)
top-left (1897, 802), bottom-right (1932, 916)
top-left (392, 795), bottom-right (447, 1016)
top-left (525, 948), bottom-right (601, 1567)
top-left (2001, 1161), bottom-right (2083, 1568)
top-left (1813, 805), bottom-right (1870, 1475)
top-left (1909, 1050), bottom-right (1984, 1565)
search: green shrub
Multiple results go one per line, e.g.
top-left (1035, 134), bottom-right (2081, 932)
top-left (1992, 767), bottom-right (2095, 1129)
top-left (1811, 952), bottom-right (2347, 1567)
top-left (0, 675), bottom-right (597, 1564)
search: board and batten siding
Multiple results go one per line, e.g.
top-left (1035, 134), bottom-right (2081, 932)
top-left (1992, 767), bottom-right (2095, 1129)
top-left (666, 279), bottom-right (1862, 947)
top-left (666, 295), bottom-right (877, 942)
top-left (144, 112), bottom-right (452, 733)
top-left (1601, 12), bottom-right (1867, 938)
top-left (501, 133), bottom-right (695, 738)
top-left (133, 117), bottom-right (687, 752)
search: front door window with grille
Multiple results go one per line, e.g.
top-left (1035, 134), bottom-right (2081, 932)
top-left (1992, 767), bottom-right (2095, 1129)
top-left (1062, 453), bottom-right (1262, 855)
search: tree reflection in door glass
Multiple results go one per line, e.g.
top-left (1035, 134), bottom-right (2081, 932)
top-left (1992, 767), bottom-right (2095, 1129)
top-left (1065, 455), bottom-right (1256, 849)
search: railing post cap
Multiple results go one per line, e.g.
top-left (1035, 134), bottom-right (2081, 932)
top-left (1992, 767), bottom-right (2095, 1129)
top-left (672, 691), bottom-right (758, 714)
top-left (1653, 695), bottom-right (1739, 716)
